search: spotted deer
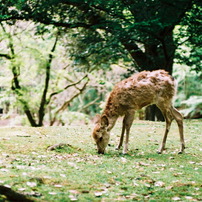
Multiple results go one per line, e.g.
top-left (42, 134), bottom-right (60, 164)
top-left (92, 70), bottom-right (185, 154)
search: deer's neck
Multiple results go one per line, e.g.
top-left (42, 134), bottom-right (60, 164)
top-left (102, 100), bottom-right (119, 131)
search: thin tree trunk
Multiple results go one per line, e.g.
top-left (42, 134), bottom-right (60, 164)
top-left (145, 105), bottom-right (165, 122)
top-left (38, 34), bottom-right (59, 126)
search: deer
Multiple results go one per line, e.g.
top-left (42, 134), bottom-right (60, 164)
top-left (92, 69), bottom-right (185, 155)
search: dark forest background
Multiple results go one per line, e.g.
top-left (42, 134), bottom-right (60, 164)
top-left (0, 0), bottom-right (201, 126)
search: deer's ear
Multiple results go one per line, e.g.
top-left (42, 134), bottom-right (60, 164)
top-left (101, 115), bottom-right (109, 127)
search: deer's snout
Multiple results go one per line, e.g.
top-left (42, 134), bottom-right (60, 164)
top-left (98, 149), bottom-right (105, 154)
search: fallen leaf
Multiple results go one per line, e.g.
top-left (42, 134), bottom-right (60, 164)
top-left (144, 183), bottom-right (151, 188)
top-left (172, 196), bottom-right (181, 201)
top-left (69, 195), bottom-right (78, 201)
top-left (0, 168), bottom-right (9, 172)
top-left (4, 184), bottom-right (11, 188)
top-left (43, 176), bottom-right (52, 179)
top-left (139, 162), bottom-right (150, 166)
top-left (94, 192), bottom-right (103, 197)
top-left (18, 188), bottom-right (26, 191)
top-left (185, 196), bottom-right (193, 200)
top-left (49, 192), bottom-right (57, 195)
top-left (152, 171), bottom-right (160, 174)
top-left (2, 153), bottom-right (9, 157)
top-left (69, 190), bottom-right (80, 194)
top-left (121, 157), bottom-right (127, 163)
top-left (154, 181), bottom-right (165, 187)
top-left (133, 181), bottom-right (139, 187)
top-left (173, 173), bottom-right (183, 177)
top-left (54, 184), bottom-right (63, 188)
top-left (26, 182), bottom-right (37, 187)
top-left (125, 193), bottom-right (139, 199)
top-left (60, 174), bottom-right (66, 177)
top-left (107, 170), bottom-right (112, 174)
top-left (166, 186), bottom-right (173, 190)
top-left (157, 164), bottom-right (166, 167)
top-left (25, 191), bottom-right (42, 197)
top-left (148, 158), bottom-right (155, 161)
top-left (130, 193), bottom-right (139, 197)
top-left (103, 183), bottom-right (111, 188)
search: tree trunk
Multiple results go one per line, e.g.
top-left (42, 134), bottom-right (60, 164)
top-left (38, 34), bottom-right (58, 126)
top-left (145, 105), bottom-right (165, 122)
top-left (125, 30), bottom-right (175, 121)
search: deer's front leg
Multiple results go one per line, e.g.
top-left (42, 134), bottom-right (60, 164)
top-left (122, 111), bottom-right (135, 154)
top-left (116, 117), bottom-right (126, 150)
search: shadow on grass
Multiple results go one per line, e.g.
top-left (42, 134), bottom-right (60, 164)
top-left (99, 148), bottom-right (189, 160)
top-left (0, 185), bottom-right (35, 202)
top-left (47, 143), bottom-right (82, 154)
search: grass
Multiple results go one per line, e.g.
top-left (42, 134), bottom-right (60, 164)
top-left (0, 119), bottom-right (202, 201)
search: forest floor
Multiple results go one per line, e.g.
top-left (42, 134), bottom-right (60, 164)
top-left (0, 119), bottom-right (202, 201)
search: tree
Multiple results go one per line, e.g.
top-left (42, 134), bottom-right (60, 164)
top-left (1, 0), bottom-right (200, 71)
top-left (1, 0), bottom-right (201, 120)
top-left (0, 22), bottom-right (89, 126)
top-left (174, 3), bottom-right (202, 75)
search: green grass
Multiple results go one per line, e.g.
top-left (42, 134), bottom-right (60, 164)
top-left (0, 120), bottom-right (202, 201)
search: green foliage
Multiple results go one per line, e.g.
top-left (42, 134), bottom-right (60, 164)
top-left (0, 0), bottom-right (201, 123)
top-left (51, 111), bottom-right (90, 125)
top-left (180, 96), bottom-right (202, 118)
top-left (69, 28), bottom-right (133, 72)
top-left (1, 0), bottom-right (201, 73)
top-left (69, 88), bottom-right (102, 116)
top-left (175, 3), bottom-right (202, 74)
top-left (173, 65), bottom-right (202, 118)
top-left (0, 21), bottom-right (91, 126)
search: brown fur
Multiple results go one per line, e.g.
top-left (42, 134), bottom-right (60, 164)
top-left (92, 70), bottom-right (185, 154)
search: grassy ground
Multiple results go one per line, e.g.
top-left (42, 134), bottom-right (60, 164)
top-left (0, 119), bottom-right (201, 201)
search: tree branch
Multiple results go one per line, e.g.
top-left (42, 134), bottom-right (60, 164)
top-left (47, 74), bottom-right (88, 105)
top-left (78, 97), bottom-right (99, 113)
top-left (0, 53), bottom-right (13, 59)
top-left (50, 77), bottom-right (89, 126)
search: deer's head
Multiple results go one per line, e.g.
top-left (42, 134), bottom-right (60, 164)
top-left (92, 115), bottom-right (110, 154)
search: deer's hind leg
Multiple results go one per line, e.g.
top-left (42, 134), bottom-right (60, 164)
top-left (157, 105), bottom-right (174, 154)
top-left (171, 106), bottom-right (185, 154)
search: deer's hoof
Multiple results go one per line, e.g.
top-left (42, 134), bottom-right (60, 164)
top-left (157, 151), bottom-right (162, 154)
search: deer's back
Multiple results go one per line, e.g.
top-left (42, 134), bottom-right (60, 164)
top-left (107, 70), bottom-right (176, 113)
